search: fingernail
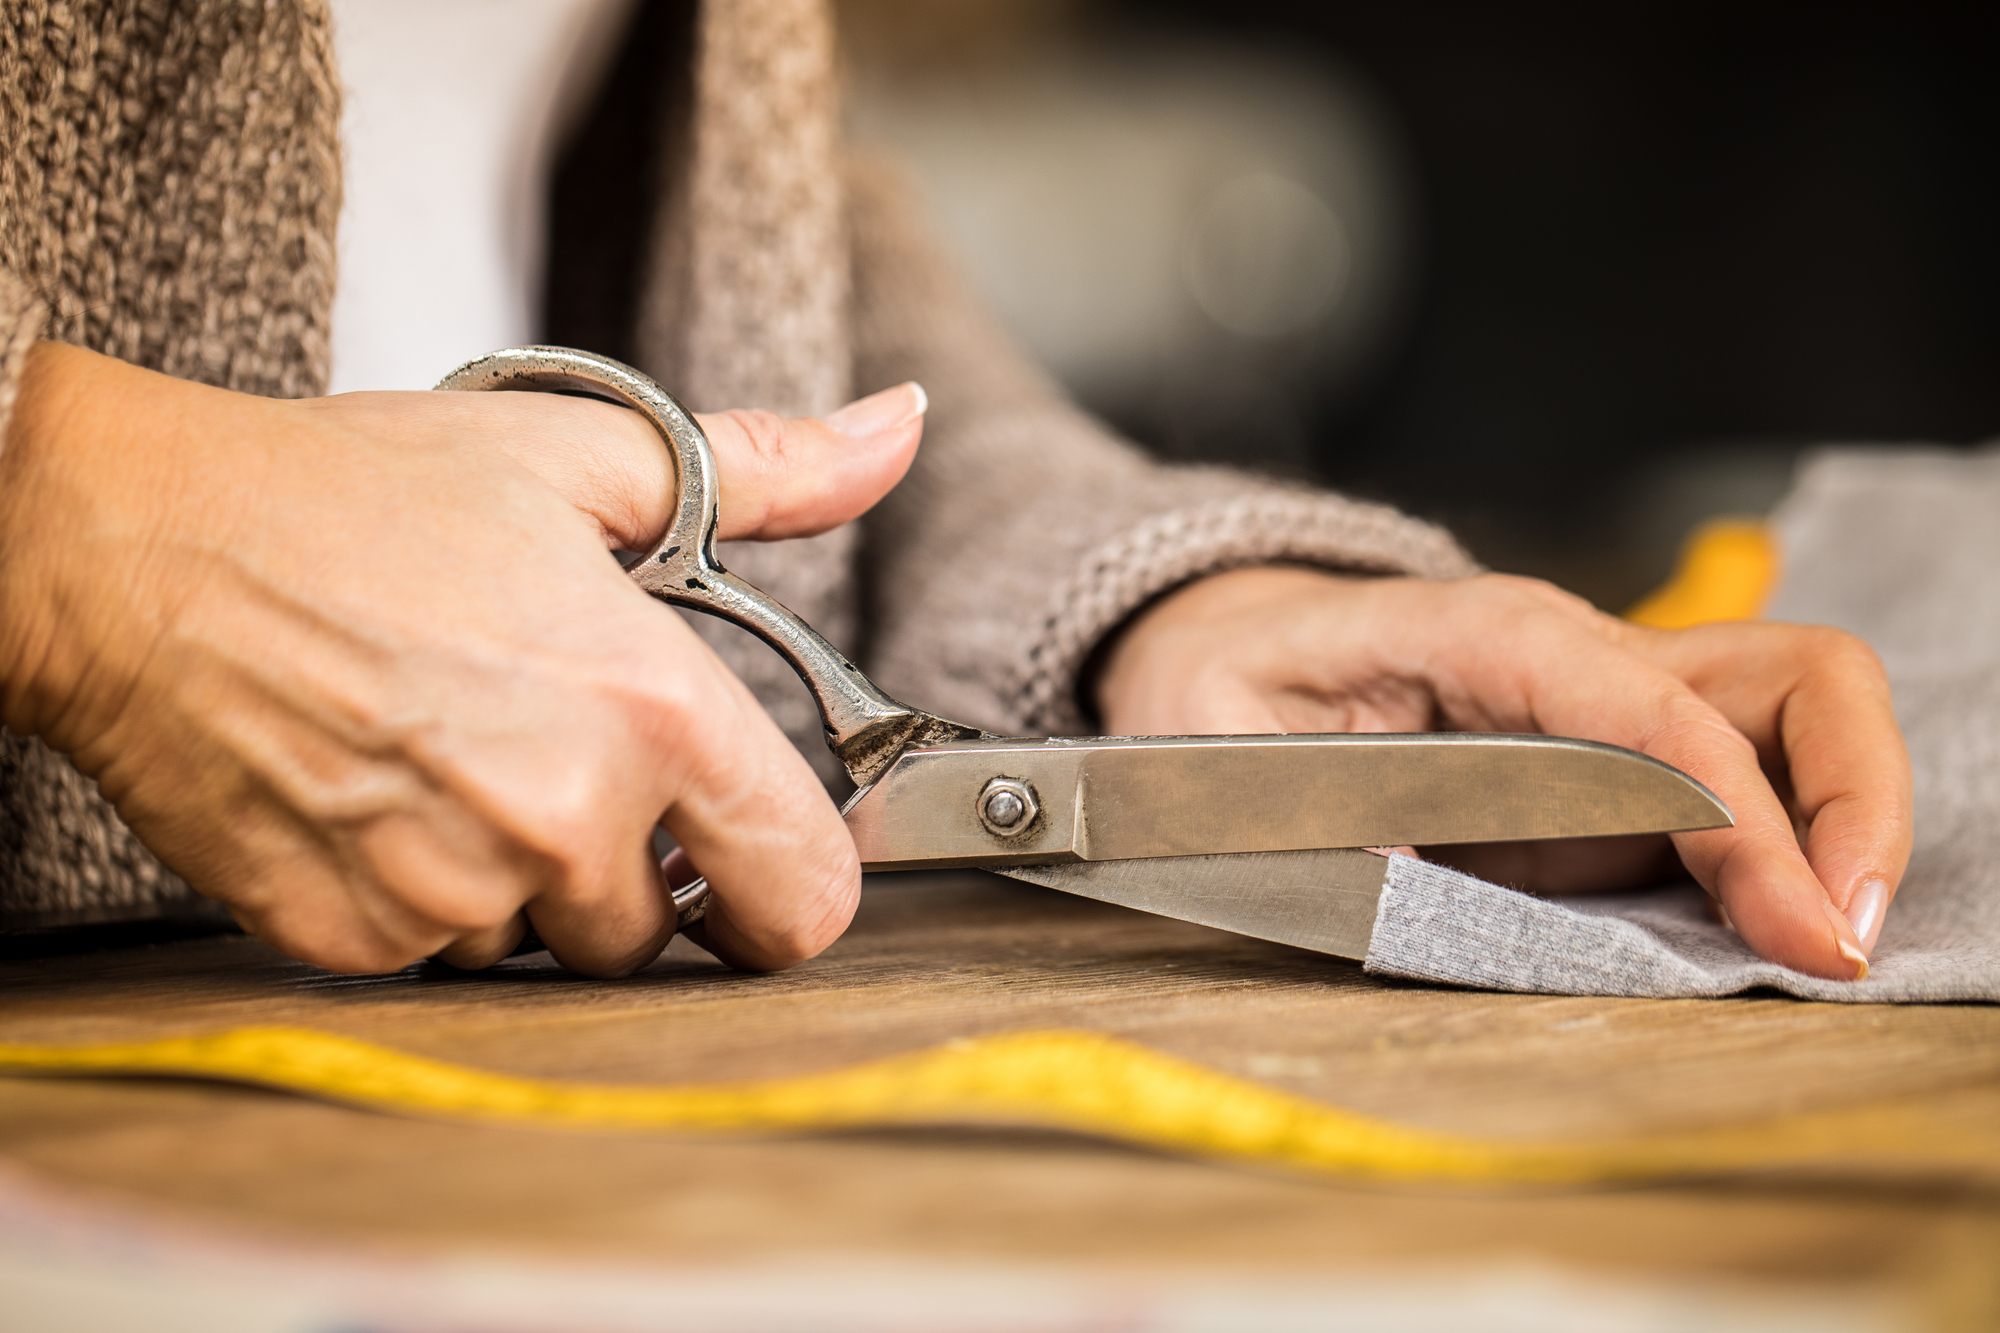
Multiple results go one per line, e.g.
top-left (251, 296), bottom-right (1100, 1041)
top-left (825, 381), bottom-right (927, 438)
top-left (1819, 895), bottom-right (1870, 981)
top-left (1844, 877), bottom-right (1890, 954)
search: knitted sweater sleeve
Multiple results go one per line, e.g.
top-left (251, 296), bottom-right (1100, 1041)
top-left (0, 270), bottom-right (46, 459)
top-left (847, 156), bottom-right (1480, 737)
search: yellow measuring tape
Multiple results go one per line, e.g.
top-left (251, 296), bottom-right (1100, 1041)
top-left (1626, 517), bottom-right (1780, 629)
top-left (0, 1025), bottom-right (1969, 1186)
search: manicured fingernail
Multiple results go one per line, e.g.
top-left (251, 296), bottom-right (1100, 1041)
top-left (1844, 877), bottom-right (1890, 954)
top-left (825, 381), bottom-right (927, 437)
top-left (1820, 896), bottom-right (1870, 981)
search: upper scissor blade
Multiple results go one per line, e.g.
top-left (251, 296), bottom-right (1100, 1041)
top-left (845, 733), bottom-right (1732, 871)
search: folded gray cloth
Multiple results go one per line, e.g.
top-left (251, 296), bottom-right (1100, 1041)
top-left (1362, 444), bottom-right (2000, 1001)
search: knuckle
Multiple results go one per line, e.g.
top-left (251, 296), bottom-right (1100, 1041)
top-left (508, 781), bottom-right (605, 857)
top-left (766, 857), bottom-right (862, 963)
top-left (246, 906), bottom-right (435, 975)
top-left (416, 887), bottom-right (524, 935)
top-left (719, 408), bottom-right (791, 467)
top-left (1471, 572), bottom-right (1597, 619)
top-left (352, 812), bottom-right (543, 934)
top-left (1805, 626), bottom-right (1887, 678)
top-left (1655, 692), bottom-right (1757, 760)
top-left (219, 862), bottom-right (444, 974)
top-left (270, 740), bottom-right (428, 831)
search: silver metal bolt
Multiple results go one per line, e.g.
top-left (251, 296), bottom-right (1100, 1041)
top-left (977, 777), bottom-right (1039, 837)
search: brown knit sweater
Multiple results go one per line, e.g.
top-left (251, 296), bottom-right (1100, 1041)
top-left (0, 0), bottom-right (1476, 934)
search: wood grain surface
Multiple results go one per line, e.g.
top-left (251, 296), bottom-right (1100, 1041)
top-left (1, 872), bottom-right (1996, 1327)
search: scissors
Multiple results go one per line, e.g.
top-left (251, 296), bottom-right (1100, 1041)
top-left (440, 347), bottom-right (1732, 960)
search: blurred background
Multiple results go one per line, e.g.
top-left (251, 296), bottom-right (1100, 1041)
top-left (837, 0), bottom-right (2000, 608)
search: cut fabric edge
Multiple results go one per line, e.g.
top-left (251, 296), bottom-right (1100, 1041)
top-left (1368, 856), bottom-right (2000, 1003)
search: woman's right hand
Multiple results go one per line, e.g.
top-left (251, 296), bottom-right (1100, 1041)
top-left (0, 343), bottom-right (925, 976)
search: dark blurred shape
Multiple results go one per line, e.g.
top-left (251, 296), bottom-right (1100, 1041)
top-left (845, 0), bottom-right (2000, 607)
top-left (1108, 0), bottom-right (2000, 603)
top-left (545, 0), bottom-right (696, 367)
top-left (0, 910), bottom-right (235, 960)
top-left (844, 6), bottom-right (1412, 478)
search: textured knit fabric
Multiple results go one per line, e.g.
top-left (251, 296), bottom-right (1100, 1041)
top-left (634, 0), bottom-right (860, 786)
top-left (1363, 444), bottom-right (2000, 1002)
top-left (0, 1), bottom-right (343, 398)
top-left (0, 0), bottom-right (1473, 931)
top-left (0, 0), bottom-right (344, 928)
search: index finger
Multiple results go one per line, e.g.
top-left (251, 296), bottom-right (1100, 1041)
top-left (1372, 578), bottom-right (1877, 979)
top-left (1615, 620), bottom-right (1913, 954)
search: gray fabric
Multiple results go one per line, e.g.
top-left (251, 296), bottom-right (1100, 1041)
top-left (1364, 444), bottom-right (2000, 1002)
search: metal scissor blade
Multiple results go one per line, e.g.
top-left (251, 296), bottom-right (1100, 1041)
top-left (847, 733), bottom-right (1732, 871)
top-left (994, 849), bottom-right (1390, 960)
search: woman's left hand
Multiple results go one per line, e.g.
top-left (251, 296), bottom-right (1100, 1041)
top-left (1094, 568), bottom-right (1913, 981)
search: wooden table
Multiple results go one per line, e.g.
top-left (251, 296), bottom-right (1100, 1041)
top-left (1, 872), bottom-right (1996, 1331)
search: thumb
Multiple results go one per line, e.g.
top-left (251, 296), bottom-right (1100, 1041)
top-left (698, 380), bottom-right (927, 542)
top-left (451, 379), bottom-right (925, 551)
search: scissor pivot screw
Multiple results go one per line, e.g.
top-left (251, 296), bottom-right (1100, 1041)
top-left (977, 777), bottom-right (1038, 837)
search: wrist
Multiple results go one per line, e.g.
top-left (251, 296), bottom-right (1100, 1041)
top-left (0, 343), bottom-right (96, 733)
top-left (0, 345), bottom-right (233, 747)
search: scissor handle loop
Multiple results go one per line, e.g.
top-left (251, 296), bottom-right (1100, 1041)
top-left (435, 347), bottom-right (979, 785)
top-left (438, 344), bottom-right (721, 563)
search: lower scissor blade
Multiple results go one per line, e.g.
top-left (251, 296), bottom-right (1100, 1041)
top-left (846, 733), bottom-right (1732, 871)
top-left (995, 848), bottom-right (1390, 960)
